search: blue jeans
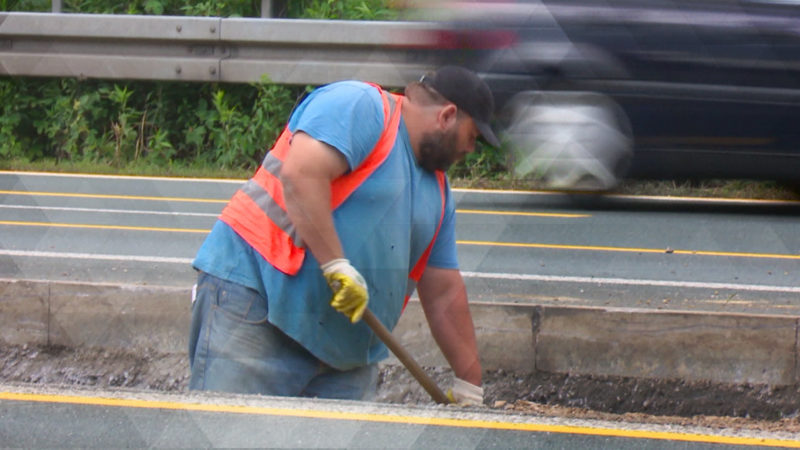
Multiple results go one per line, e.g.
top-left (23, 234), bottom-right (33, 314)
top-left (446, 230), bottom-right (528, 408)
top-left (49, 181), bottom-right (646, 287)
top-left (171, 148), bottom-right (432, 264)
top-left (188, 271), bottom-right (378, 400)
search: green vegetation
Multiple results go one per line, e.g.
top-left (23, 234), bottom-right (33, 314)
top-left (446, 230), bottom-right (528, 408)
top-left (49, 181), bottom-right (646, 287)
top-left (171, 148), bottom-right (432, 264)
top-left (0, 0), bottom-right (399, 18)
top-left (284, 0), bottom-right (400, 20)
top-left (0, 76), bottom-right (304, 173)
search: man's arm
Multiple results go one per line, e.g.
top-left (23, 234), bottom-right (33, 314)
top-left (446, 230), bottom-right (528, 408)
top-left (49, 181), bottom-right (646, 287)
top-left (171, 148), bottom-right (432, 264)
top-left (280, 131), bottom-right (349, 265)
top-left (416, 266), bottom-right (481, 386)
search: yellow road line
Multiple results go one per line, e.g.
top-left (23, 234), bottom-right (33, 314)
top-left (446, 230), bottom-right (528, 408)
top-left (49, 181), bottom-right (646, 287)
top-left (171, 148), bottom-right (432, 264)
top-left (0, 189), bottom-right (228, 204)
top-left (457, 240), bottom-right (800, 261)
top-left (1, 190), bottom-right (583, 218)
top-left (0, 220), bottom-right (209, 234)
top-left (1, 221), bottom-right (797, 261)
top-left (0, 170), bottom-right (246, 184)
top-left (0, 391), bottom-right (796, 448)
top-left (457, 209), bottom-right (590, 218)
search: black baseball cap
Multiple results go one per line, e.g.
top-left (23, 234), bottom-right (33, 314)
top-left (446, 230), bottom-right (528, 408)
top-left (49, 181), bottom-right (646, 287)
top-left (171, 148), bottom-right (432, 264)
top-left (420, 66), bottom-right (500, 148)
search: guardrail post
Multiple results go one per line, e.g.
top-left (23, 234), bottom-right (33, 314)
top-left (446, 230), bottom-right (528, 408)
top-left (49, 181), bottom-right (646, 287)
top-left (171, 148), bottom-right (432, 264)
top-left (261, 0), bottom-right (273, 18)
top-left (52, 0), bottom-right (62, 13)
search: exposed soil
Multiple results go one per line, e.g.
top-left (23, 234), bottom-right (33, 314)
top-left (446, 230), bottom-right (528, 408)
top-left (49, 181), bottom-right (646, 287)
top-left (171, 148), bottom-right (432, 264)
top-left (2, 343), bottom-right (799, 434)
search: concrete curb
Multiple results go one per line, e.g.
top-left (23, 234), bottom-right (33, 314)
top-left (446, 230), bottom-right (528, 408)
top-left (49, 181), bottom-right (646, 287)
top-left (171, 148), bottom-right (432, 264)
top-left (2, 278), bottom-right (797, 386)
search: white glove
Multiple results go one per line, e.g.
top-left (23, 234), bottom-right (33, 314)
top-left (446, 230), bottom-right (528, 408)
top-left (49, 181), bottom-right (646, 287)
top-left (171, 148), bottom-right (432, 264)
top-left (447, 377), bottom-right (484, 406)
top-left (321, 258), bottom-right (369, 323)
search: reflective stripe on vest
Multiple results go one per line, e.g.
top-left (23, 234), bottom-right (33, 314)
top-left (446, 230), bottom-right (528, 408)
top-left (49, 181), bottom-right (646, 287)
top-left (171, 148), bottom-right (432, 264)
top-left (403, 170), bottom-right (447, 312)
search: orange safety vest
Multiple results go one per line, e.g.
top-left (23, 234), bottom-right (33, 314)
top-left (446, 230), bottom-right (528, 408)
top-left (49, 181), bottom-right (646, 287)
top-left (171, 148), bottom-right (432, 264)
top-left (219, 84), bottom-right (446, 308)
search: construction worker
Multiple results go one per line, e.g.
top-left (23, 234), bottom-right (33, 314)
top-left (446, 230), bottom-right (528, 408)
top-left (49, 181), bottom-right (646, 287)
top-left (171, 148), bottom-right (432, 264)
top-left (188, 66), bottom-right (500, 405)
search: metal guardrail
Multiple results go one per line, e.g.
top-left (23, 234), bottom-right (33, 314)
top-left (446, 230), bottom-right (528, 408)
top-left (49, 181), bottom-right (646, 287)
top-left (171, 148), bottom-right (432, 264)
top-left (0, 12), bottom-right (437, 87)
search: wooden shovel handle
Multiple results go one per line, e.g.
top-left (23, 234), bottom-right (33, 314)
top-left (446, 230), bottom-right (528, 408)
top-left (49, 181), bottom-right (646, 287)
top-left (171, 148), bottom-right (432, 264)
top-left (362, 308), bottom-right (451, 404)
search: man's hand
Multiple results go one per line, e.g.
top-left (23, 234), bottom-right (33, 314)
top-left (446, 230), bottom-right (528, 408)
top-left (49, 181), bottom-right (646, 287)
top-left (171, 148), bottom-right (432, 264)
top-left (321, 258), bottom-right (369, 323)
top-left (447, 377), bottom-right (484, 406)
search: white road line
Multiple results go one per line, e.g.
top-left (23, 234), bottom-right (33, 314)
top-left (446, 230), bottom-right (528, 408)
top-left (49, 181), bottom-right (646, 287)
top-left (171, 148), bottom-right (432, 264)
top-left (453, 188), bottom-right (800, 205)
top-left (461, 271), bottom-right (800, 293)
top-left (0, 204), bottom-right (219, 218)
top-left (0, 250), bottom-right (193, 265)
top-left (2, 249), bottom-right (797, 294)
top-left (0, 170), bottom-right (244, 183)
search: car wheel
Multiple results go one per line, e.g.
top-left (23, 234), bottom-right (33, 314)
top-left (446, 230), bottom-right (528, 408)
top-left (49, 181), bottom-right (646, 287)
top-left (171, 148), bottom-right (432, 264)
top-left (501, 91), bottom-right (633, 191)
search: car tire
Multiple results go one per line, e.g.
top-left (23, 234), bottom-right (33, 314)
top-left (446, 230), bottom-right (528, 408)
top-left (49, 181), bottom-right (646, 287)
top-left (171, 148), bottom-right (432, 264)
top-left (501, 91), bottom-right (633, 191)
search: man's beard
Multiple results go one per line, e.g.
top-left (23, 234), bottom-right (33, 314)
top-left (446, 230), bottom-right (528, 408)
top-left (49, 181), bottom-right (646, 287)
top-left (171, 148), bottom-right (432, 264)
top-left (417, 128), bottom-right (460, 172)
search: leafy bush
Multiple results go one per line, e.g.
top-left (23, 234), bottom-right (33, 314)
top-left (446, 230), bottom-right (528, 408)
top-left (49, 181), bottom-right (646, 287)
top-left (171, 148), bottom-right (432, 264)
top-left (285, 0), bottom-right (398, 20)
top-left (0, 0), bottom-right (49, 12)
top-left (0, 76), bottom-right (306, 169)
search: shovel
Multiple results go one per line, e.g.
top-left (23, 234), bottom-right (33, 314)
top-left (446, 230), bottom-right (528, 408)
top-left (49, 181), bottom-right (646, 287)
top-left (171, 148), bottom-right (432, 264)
top-left (362, 308), bottom-right (451, 404)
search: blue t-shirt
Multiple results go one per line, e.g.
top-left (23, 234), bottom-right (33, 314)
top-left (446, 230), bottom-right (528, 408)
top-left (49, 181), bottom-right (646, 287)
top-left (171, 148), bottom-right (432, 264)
top-left (193, 81), bottom-right (458, 370)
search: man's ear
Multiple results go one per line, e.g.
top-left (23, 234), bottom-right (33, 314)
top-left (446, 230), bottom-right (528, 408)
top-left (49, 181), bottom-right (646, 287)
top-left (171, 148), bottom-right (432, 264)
top-left (436, 103), bottom-right (458, 130)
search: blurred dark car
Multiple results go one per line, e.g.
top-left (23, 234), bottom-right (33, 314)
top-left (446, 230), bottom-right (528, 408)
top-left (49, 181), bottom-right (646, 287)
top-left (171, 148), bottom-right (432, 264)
top-left (404, 0), bottom-right (800, 190)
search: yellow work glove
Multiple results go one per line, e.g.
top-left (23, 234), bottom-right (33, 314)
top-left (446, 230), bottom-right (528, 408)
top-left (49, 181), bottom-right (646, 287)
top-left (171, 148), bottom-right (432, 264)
top-left (446, 377), bottom-right (484, 406)
top-left (321, 258), bottom-right (369, 323)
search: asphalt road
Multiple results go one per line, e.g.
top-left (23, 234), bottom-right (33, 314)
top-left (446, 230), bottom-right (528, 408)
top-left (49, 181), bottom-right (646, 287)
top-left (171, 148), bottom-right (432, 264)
top-left (1, 384), bottom-right (796, 449)
top-left (3, 171), bottom-right (800, 448)
top-left (2, 170), bottom-right (799, 315)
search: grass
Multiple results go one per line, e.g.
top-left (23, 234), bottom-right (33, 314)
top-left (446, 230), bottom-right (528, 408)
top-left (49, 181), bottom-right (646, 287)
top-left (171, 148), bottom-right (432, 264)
top-left (612, 179), bottom-right (800, 201)
top-left (449, 176), bottom-right (800, 201)
top-left (1, 158), bottom-right (253, 180)
top-left (3, 158), bottom-right (799, 201)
